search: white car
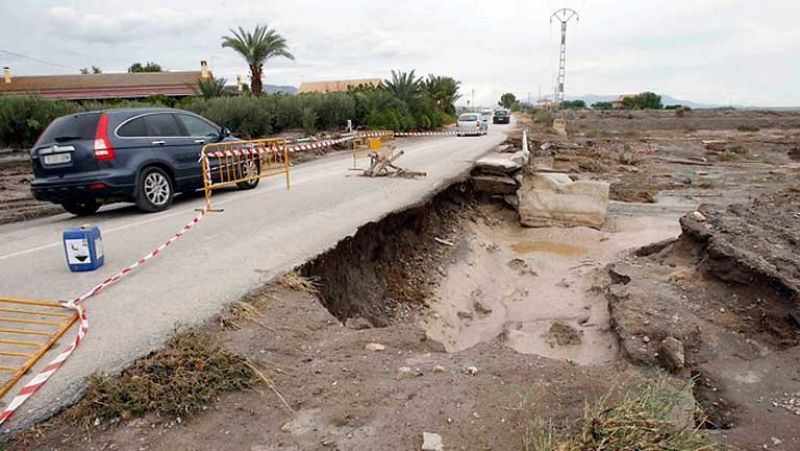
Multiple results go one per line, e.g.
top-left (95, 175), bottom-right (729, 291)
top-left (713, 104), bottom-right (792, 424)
top-left (456, 113), bottom-right (488, 136)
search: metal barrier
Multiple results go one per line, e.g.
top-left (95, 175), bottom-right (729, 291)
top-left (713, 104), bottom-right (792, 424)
top-left (350, 131), bottom-right (395, 170)
top-left (200, 138), bottom-right (290, 210)
top-left (0, 297), bottom-right (78, 399)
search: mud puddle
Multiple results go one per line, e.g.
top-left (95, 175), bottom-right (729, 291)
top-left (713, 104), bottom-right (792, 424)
top-left (421, 204), bottom-right (681, 365)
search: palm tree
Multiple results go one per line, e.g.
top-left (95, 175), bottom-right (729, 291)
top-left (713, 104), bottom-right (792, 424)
top-left (381, 70), bottom-right (422, 107)
top-left (196, 76), bottom-right (228, 99)
top-left (422, 75), bottom-right (461, 114)
top-left (221, 25), bottom-right (294, 96)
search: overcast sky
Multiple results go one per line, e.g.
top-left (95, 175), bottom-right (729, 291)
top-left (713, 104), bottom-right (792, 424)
top-left (1, 0), bottom-right (799, 106)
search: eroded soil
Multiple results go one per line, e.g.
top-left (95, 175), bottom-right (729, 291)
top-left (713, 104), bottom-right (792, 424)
top-left (9, 109), bottom-right (800, 450)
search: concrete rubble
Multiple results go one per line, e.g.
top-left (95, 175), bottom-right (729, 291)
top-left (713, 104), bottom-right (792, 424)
top-left (518, 168), bottom-right (609, 229)
top-left (421, 432), bottom-right (444, 451)
top-left (471, 145), bottom-right (610, 229)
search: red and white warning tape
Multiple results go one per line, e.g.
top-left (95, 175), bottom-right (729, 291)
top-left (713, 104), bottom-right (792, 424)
top-left (0, 209), bottom-right (208, 426)
top-left (394, 131), bottom-right (459, 137)
top-left (206, 136), bottom-right (355, 159)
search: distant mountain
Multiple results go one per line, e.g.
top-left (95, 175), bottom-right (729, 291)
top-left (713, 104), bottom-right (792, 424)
top-left (263, 84), bottom-right (297, 95)
top-left (567, 94), bottom-right (721, 110)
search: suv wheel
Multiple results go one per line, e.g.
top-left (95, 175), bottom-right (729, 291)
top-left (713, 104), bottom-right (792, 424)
top-left (236, 159), bottom-right (260, 190)
top-left (62, 200), bottom-right (100, 216)
top-left (136, 167), bottom-right (173, 212)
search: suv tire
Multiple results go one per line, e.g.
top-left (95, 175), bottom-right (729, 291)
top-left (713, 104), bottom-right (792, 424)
top-left (135, 166), bottom-right (174, 212)
top-left (62, 200), bottom-right (100, 216)
top-left (236, 159), bottom-right (261, 190)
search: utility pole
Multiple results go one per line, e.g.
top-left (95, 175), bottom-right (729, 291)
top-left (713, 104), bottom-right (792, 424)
top-left (471, 89), bottom-right (475, 111)
top-left (550, 8), bottom-right (579, 105)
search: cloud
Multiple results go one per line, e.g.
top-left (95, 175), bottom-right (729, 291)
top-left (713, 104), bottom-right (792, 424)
top-left (46, 6), bottom-right (212, 44)
top-left (0, 0), bottom-right (796, 106)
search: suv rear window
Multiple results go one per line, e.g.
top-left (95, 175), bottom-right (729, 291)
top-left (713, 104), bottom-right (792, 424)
top-left (459, 114), bottom-right (478, 121)
top-left (36, 113), bottom-right (100, 145)
top-left (495, 110), bottom-right (507, 116)
top-left (117, 113), bottom-right (183, 137)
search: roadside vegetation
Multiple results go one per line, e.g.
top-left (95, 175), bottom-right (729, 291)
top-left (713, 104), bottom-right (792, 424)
top-left (66, 329), bottom-right (255, 423)
top-left (521, 380), bottom-right (715, 451)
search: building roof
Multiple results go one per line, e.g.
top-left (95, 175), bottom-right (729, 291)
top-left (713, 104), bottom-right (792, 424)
top-left (0, 71), bottom-right (208, 100)
top-left (297, 78), bottom-right (381, 94)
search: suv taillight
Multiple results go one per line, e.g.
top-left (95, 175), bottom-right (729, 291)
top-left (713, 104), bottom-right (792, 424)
top-left (476, 121), bottom-right (481, 128)
top-left (93, 113), bottom-right (115, 160)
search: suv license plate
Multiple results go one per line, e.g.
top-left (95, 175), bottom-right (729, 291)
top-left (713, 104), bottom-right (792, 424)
top-left (43, 153), bottom-right (72, 165)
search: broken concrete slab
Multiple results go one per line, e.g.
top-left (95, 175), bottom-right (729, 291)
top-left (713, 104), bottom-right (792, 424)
top-left (518, 169), bottom-right (609, 229)
top-left (472, 175), bottom-right (518, 195)
top-left (474, 152), bottom-right (523, 175)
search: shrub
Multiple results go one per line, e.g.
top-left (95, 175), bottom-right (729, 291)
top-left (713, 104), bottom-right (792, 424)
top-left (0, 96), bottom-right (79, 149)
top-left (185, 96), bottom-right (272, 138)
top-left (533, 110), bottom-right (553, 126)
top-left (736, 124), bottom-right (760, 132)
top-left (301, 106), bottom-right (317, 132)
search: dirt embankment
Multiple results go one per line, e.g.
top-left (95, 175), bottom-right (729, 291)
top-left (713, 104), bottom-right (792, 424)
top-left (603, 188), bottom-right (800, 448)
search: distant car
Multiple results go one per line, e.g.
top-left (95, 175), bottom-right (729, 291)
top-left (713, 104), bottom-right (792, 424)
top-left (493, 109), bottom-right (511, 124)
top-left (456, 113), bottom-right (488, 136)
top-left (30, 108), bottom-right (254, 215)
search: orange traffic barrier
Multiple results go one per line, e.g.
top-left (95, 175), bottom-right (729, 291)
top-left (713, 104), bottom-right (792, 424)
top-left (0, 297), bottom-right (78, 399)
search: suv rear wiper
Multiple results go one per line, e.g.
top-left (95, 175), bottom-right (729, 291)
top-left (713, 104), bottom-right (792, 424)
top-left (53, 136), bottom-right (83, 142)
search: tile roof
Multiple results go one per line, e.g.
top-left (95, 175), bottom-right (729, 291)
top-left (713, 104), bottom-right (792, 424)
top-left (0, 71), bottom-right (208, 100)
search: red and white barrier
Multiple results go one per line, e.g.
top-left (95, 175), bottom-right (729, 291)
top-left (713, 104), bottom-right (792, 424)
top-left (394, 131), bottom-right (459, 137)
top-left (206, 136), bottom-right (355, 159)
top-left (0, 209), bottom-right (208, 426)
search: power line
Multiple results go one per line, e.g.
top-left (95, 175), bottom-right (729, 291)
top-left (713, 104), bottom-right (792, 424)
top-left (0, 49), bottom-right (77, 71)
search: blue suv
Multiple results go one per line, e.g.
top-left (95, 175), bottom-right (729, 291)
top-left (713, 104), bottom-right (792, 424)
top-left (30, 108), bottom-right (256, 215)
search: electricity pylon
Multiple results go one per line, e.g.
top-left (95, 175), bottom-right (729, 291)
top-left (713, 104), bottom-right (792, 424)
top-left (550, 8), bottom-right (579, 104)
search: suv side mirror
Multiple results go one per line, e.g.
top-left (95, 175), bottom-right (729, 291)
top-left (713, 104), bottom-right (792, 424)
top-left (217, 127), bottom-right (230, 141)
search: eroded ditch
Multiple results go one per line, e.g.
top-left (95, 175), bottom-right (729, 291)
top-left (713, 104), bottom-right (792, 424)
top-left (302, 182), bottom-right (682, 365)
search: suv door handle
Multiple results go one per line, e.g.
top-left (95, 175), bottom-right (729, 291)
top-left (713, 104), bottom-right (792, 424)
top-left (194, 139), bottom-right (206, 144)
top-left (152, 140), bottom-right (166, 145)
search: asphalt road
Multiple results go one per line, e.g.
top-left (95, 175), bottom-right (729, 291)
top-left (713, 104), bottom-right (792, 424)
top-left (0, 122), bottom-right (512, 430)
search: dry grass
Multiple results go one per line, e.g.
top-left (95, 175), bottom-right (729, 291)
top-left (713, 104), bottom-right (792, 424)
top-left (522, 380), bottom-right (716, 451)
top-left (66, 329), bottom-right (255, 424)
top-left (278, 270), bottom-right (319, 293)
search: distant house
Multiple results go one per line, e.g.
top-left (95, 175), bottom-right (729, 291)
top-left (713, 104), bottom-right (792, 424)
top-left (297, 78), bottom-right (381, 94)
top-left (0, 62), bottom-right (212, 100)
top-left (611, 94), bottom-right (636, 109)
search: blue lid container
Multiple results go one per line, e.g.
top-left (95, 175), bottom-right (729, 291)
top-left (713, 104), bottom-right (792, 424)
top-left (63, 225), bottom-right (104, 272)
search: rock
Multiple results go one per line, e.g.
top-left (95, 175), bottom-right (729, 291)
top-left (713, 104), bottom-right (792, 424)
top-left (659, 337), bottom-right (685, 371)
top-left (552, 118), bottom-right (568, 136)
top-left (472, 174), bottom-right (519, 195)
top-left (473, 300), bottom-right (493, 315)
top-left (433, 365), bottom-right (446, 373)
top-left (345, 317), bottom-right (373, 330)
top-left (421, 432), bottom-right (444, 451)
top-left (365, 342), bottom-right (385, 352)
top-left (702, 140), bottom-right (727, 152)
top-left (690, 211), bottom-right (707, 222)
top-left (457, 311), bottom-right (474, 320)
top-left (463, 366), bottom-right (479, 376)
top-left (503, 194), bottom-right (519, 210)
top-left (518, 169), bottom-right (609, 229)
